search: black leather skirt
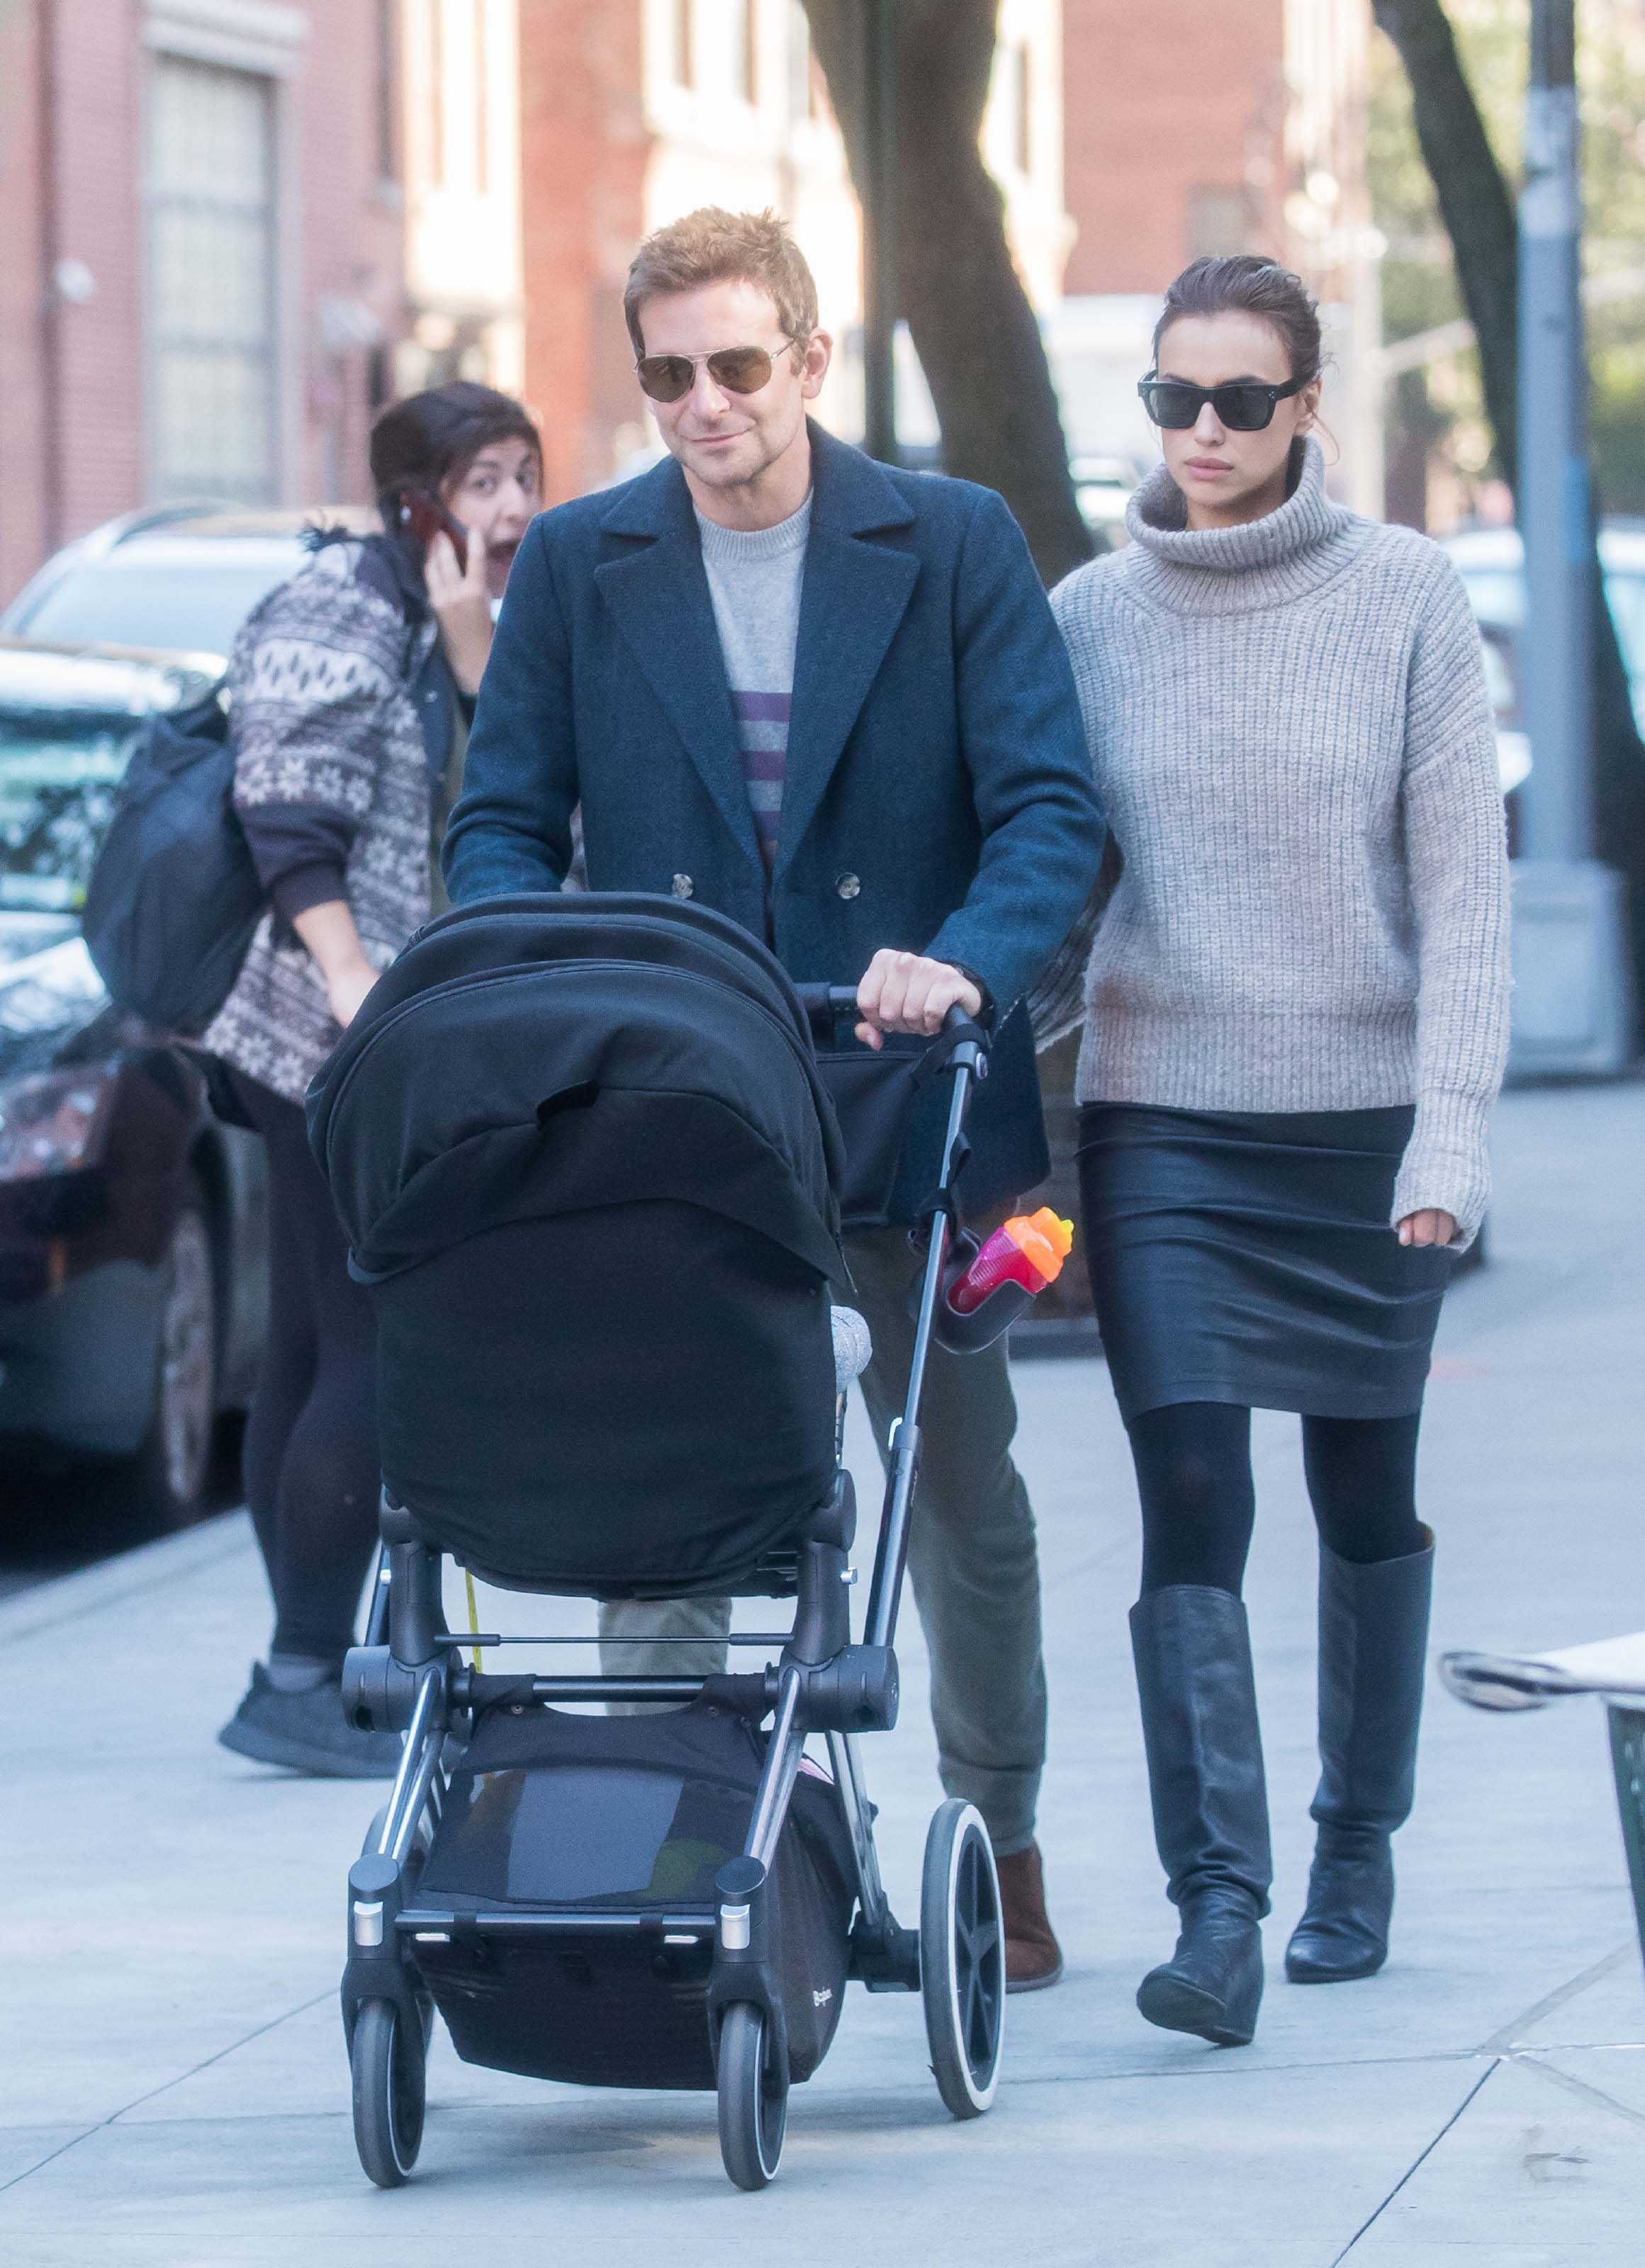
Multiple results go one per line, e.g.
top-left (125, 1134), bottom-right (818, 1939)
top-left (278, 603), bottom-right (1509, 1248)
top-left (1077, 1102), bottom-right (1451, 1424)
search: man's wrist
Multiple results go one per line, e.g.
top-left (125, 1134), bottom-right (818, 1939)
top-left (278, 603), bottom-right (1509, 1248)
top-left (944, 962), bottom-right (995, 1023)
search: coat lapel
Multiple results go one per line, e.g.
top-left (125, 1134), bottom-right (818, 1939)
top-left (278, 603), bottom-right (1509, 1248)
top-left (775, 430), bottom-right (919, 876)
top-left (593, 462), bottom-right (762, 869)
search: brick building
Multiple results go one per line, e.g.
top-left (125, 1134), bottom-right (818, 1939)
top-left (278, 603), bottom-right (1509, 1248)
top-left (1062, 0), bottom-right (1286, 296)
top-left (1060, 0), bottom-right (1382, 513)
top-left (514, 0), bottom-right (1074, 506)
top-left (0, 0), bottom-right (408, 607)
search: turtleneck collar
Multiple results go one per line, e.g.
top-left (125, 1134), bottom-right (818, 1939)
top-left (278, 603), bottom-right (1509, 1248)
top-left (1121, 437), bottom-right (1369, 614)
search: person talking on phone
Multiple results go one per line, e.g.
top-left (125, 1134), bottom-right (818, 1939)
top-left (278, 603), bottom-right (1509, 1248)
top-left (209, 380), bottom-right (542, 1778)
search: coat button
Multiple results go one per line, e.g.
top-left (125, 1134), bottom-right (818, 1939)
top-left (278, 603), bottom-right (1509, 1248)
top-left (834, 872), bottom-right (861, 900)
top-left (671, 873), bottom-right (694, 899)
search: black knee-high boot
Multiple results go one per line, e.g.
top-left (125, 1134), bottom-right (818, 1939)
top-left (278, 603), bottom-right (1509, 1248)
top-left (1286, 1529), bottom-right (1434, 1984)
top-left (1130, 1587), bottom-right (1272, 2046)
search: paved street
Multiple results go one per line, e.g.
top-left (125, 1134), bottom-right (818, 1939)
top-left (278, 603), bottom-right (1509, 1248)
top-left (4, 1079), bottom-right (1644, 2266)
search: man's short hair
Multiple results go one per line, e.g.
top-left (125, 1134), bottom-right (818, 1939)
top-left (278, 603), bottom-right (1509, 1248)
top-left (624, 207), bottom-right (819, 358)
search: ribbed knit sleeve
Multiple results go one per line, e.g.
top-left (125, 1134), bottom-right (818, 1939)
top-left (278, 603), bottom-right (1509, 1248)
top-left (1388, 556), bottom-right (1512, 1247)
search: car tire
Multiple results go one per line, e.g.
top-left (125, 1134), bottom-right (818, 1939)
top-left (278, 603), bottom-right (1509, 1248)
top-left (125, 1176), bottom-right (219, 1531)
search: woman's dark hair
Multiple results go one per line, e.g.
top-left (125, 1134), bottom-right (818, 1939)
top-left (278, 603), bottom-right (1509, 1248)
top-left (368, 379), bottom-right (541, 507)
top-left (1152, 254), bottom-right (1323, 383)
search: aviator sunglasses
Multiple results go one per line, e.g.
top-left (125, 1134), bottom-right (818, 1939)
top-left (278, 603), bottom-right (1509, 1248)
top-left (635, 342), bottom-right (795, 405)
top-left (1138, 371), bottom-right (1308, 432)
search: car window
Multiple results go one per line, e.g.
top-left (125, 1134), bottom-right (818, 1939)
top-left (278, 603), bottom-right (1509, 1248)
top-left (14, 562), bottom-right (293, 658)
top-left (0, 715), bottom-right (144, 912)
top-left (1602, 571), bottom-right (1645, 680)
top-left (1478, 635), bottom-right (1515, 719)
top-left (1456, 568), bottom-right (1525, 630)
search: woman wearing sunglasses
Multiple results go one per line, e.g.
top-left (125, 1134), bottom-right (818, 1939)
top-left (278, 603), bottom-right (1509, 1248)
top-left (1050, 254), bottom-right (1510, 2045)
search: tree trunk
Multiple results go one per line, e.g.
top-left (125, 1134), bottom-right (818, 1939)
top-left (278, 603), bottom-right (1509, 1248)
top-left (802, 0), bottom-right (1094, 587)
top-left (1375, 0), bottom-right (1645, 1001)
top-left (1372, 2), bottom-right (1520, 479)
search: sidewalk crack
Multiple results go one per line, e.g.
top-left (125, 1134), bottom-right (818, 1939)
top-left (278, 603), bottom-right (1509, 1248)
top-left (1476, 1942), bottom-right (1634, 2055)
top-left (1514, 2050), bottom-right (1645, 2131)
top-left (0, 1989), bottom-right (332, 2194)
top-left (1327, 2060), bottom-right (1500, 2264)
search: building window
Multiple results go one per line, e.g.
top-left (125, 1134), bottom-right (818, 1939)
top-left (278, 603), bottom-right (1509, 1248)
top-left (1186, 186), bottom-right (1254, 259)
top-left (674, 0), bottom-right (693, 86)
top-left (430, 0), bottom-right (446, 185)
top-left (735, 0), bottom-right (757, 103)
top-left (1012, 43), bottom-right (1031, 176)
top-left (787, 0), bottom-right (813, 120)
top-left (374, 0), bottom-right (396, 185)
top-left (474, 0), bottom-right (490, 193)
top-left (147, 56), bottom-right (279, 503)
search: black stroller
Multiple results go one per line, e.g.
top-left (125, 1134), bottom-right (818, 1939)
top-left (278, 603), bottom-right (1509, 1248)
top-left (310, 894), bottom-right (1033, 2191)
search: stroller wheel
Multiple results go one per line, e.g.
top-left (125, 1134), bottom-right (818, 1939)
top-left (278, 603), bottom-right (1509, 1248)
top-left (717, 2002), bottom-right (788, 2190)
top-left (351, 1999), bottom-right (426, 2187)
top-left (921, 1800), bottom-right (1004, 2117)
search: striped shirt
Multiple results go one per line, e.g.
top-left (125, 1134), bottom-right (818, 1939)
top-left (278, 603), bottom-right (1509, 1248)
top-left (696, 495), bottom-right (812, 873)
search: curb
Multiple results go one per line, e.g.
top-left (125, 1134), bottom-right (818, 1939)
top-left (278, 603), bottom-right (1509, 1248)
top-left (0, 1508), bottom-right (253, 1646)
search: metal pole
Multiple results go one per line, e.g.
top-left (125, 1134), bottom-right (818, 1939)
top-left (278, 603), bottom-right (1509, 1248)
top-left (1508, 0), bottom-right (1634, 1073)
top-left (860, 0), bottom-right (898, 464)
top-left (1517, 0), bottom-right (1590, 865)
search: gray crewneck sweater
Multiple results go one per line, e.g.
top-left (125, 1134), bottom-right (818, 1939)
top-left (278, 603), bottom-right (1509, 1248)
top-left (1049, 438), bottom-right (1511, 1244)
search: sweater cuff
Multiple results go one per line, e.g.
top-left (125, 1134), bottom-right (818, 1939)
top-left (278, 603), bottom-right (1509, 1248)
top-left (1391, 1091), bottom-right (1493, 1252)
top-left (270, 861), bottom-right (349, 924)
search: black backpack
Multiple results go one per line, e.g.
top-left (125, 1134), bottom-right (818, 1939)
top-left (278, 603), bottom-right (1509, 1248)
top-left (81, 686), bottom-right (264, 1035)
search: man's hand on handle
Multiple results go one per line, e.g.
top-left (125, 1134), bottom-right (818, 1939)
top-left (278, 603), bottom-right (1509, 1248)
top-left (855, 950), bottom-right (983, 1051)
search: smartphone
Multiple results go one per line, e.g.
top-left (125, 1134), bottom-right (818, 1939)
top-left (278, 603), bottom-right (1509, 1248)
top-left (397, 486), bottom-right (469, 574)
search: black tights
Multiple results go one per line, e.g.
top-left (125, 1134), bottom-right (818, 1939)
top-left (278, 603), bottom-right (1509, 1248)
top-left (1129, 1400), bottom-right (1425, 1596)
top-left (230, 1070), bottom-right (381, 1666)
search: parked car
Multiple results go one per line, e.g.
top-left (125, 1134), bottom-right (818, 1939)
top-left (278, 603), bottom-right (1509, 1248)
top-left (1444, 519), bottom-right (1645, 769)
top-left (0, 502), bottom-right (386, 1522)
top-left (0, 631), bottom-right (271, 1525)
top-left (0, 501), bottom-right (376, 656)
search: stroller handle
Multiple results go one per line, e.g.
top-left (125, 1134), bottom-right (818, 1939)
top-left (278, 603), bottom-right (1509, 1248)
top-left (795, 984), bottom-right (868, 1032)
top-left (795, 984), bottom-right (979, 1045)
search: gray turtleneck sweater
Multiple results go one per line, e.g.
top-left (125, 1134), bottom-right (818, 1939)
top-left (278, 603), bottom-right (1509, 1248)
top-left (1050, 438), bottom-right (1511, 1244)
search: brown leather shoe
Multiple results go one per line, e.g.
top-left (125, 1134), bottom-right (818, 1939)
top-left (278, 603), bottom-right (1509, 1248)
top-left (996, 1841), bottom-right (1064, 1992)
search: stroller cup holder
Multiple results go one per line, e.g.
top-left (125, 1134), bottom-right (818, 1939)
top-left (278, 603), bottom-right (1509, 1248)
top-left (906, 1226), bottom-right (1035, 1353)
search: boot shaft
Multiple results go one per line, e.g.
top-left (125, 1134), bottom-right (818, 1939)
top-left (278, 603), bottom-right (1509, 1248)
top-left (1311, 1533), bottom-right (1435, 1836)
top-left (1130, 1585), bottom-right (1273, 1914)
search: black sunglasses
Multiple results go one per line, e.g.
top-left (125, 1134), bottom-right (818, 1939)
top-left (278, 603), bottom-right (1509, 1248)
top-left (635, 343), bottom-right (794, 405)
top-left (1138, 372), bottom-right (1308, 432)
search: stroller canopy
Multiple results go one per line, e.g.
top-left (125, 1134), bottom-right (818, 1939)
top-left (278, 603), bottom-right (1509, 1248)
top-left (308, 894), bottom-right (845, 1288)
top-left (306, 896), bottom-right (848, 1592)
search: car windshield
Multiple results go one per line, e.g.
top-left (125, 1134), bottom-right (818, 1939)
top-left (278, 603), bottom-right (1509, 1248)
top-left (15, 560), bottom-right (293, 658)
top-left (1604, 571), bottom-right (1645, 680)
top-left (1459, 560), bottom-right (1645, 680)
top-left (0, 713), bottom-right (143, 913)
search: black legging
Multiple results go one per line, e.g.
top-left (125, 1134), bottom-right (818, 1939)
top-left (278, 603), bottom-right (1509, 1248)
top-left (230, 1070), bottom-right (380, 1665)
top-left (1128, 1400), bottom-right (1425, 1596)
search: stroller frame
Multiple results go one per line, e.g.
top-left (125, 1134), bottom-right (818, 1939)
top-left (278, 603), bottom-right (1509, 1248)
top-left (340, 994), bottom-right (1009, 2190)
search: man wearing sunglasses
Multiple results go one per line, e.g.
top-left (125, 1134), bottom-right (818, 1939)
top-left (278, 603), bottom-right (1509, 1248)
top-left (444, 207), bottom-right (1103, 1992)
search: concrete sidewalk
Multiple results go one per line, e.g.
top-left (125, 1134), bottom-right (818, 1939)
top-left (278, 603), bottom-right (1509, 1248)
top-left (4, 1082), bottom-right (1644, 2266)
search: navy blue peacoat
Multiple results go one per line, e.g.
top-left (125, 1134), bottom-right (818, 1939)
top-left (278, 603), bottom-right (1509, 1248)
top-left (443, 422), bottom-right (1104, 1207)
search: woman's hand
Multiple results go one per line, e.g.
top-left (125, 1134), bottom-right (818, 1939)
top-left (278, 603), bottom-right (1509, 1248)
top-left (291, 902), bottom-right (378, 1028)
top-left (425, 525), bottom-right (493, 696)
top-left (855, 950), bottom-right (982, 1050)
top-left (1398, 1208), bottom-right (1456, 1247)
top-left (325, 958), bottom-right (379, 1030)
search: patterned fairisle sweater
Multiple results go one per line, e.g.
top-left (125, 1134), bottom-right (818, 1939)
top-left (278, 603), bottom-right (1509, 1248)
top-left (201, 541), bottom-right (437, 1106)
